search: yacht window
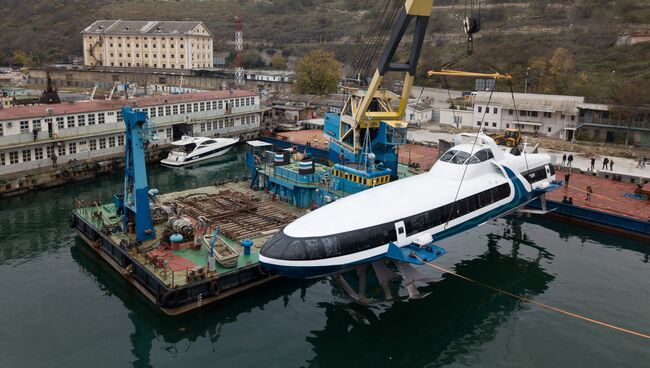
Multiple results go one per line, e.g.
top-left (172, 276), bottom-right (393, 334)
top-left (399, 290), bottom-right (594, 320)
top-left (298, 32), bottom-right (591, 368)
top-left (465, 156), bottom-right (481, 164)
top-left (202, 140), bottom-right (216, 145)
top-left (439, 150), bottom-right (458, 163)
top-left (450, 151), bottom-right (471, 164)
top-left (473, 149), bottom-right (494, 162)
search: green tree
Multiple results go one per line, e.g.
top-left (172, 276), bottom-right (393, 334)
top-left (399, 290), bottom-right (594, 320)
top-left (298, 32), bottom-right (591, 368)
top-left (295, 49), bottom-right (341, 95)
top-left (271, 55), bottom-right (288, 70)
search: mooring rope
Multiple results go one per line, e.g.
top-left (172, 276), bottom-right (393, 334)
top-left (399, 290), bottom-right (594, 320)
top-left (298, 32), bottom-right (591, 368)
top-left (415, 256), bottom-right (650, 341)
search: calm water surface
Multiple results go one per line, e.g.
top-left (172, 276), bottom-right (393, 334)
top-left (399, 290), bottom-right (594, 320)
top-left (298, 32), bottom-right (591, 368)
top-left (1, 148), bottom-right (649, 367)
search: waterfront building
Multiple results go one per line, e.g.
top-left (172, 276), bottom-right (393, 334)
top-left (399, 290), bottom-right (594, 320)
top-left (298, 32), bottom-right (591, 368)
top-left (82, 20), bottom-right (213, 70)
top-left (473, 92), bottom-right (584, 139)
top-left (0, 90), bottom-right (265, 178)
top-left (577, 103), bottom-right (650, 147)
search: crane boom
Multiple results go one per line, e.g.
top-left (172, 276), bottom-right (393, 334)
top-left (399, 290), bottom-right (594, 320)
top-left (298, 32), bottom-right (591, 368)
top-left (324, 0), bottom-right (433, 178)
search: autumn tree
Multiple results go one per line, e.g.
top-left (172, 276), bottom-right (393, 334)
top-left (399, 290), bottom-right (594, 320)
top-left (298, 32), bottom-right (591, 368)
top-left (11, 50), bottom-right (34, 67)
top-left (271, 55), bottom-right (288, 70)
top-left (295, 49), bottom-right (341, 95)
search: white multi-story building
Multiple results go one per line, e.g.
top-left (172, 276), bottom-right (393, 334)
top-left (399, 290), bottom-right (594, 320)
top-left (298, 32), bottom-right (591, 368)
top-left (82, 20), bottom-right (213, 70)
top-left (0, 90), bottom-right (264, 177)
top-left (473, 92), bottom-right (584, 140)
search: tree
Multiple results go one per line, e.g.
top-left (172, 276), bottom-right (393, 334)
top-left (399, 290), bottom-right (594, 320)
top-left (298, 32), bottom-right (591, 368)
top-left (295, 49), bottom-right (341, 95)
top-left (548, 47), bottom-right (574, 93)
top-left (271, 55), bottom-right (288, 70)
top-left (11, 50), bottom-right (34, 67)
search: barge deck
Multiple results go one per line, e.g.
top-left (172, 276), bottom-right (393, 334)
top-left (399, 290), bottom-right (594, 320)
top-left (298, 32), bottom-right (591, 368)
top-left (71, 181), bottom-right (306, 315)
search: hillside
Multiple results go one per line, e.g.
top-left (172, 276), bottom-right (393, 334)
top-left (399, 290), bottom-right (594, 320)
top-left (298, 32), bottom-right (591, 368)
top-left (1, 0), bottom-right (649, 103)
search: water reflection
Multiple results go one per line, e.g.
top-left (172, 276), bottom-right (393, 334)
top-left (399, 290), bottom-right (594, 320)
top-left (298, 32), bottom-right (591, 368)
top-left (305, 229), bottom-right (554, 367)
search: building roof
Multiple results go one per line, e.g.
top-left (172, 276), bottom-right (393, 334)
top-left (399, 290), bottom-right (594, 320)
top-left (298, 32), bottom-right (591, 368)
top-left (475, 92), bottom-right (584, 114)
top-left (407, 102), bottom-right (433, 112)
top-left (81, 20), bottom-right (211, 37)
top-left (0, 90), bottom-right (256, 121)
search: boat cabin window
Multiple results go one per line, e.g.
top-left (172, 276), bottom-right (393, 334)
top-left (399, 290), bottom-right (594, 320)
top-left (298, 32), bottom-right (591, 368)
top-left (473, 149), bottom-right (494, 162)
top-left (201, 140), bottom-right (216, 145)
top-left (173, 143), bottom-right (196, 153)
top-left (440, 148), bottom-right (494, 165)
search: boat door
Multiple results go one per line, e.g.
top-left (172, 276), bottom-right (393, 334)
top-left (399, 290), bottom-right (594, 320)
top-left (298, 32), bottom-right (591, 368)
top-left (394, 221), bottom-right (407, 246)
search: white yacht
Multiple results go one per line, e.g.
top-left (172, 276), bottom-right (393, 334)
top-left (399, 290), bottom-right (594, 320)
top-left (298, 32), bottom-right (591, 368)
top-left (161, 136), bottom-right (239, 167)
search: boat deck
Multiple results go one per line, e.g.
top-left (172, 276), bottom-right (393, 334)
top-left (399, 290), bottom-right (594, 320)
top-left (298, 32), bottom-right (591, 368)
top-left (549, 168), bottom-right (650, 221)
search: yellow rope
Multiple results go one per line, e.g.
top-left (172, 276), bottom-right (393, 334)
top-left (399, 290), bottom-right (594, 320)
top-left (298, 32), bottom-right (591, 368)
top-left (415, 256), bottom-right (650, 341)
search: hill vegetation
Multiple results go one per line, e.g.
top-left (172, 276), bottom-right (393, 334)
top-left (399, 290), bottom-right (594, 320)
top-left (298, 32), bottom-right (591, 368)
top-left (1, 0), bottom-right (649, 103)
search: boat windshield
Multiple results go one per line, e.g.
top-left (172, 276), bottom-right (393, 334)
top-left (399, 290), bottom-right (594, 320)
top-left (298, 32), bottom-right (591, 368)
top-left (172, 143), bottom-right (196, 153)
top-left (439, 148), bottom-right (494, 165)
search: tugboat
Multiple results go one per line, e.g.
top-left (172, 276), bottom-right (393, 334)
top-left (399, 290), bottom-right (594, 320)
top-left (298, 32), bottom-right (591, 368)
top-left (161, 135), bottom-right (239, 167)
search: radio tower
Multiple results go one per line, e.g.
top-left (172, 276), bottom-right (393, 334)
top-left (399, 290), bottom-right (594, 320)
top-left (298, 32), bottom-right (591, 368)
top-left (234, 16), bottom-right (244, 86)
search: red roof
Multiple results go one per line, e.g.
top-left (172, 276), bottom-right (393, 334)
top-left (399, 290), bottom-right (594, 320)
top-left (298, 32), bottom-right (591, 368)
top-left (0, 90), bottom-right (256, 121)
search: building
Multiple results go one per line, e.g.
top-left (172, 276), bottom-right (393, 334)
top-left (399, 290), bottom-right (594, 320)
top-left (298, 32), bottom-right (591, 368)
top-left (82, 20), bottom-right (213, 70)
top-left (615, 32), bottom-right (650, 46)
top-left (439, 108), bottom-right (474, 129)
top-left (473, 92), bottom-right (584, 139)
top-left (405, 102), bottom-right (434, 126)
top-left (0, 90), bottom-right (265, 178)
top-left (577, 103), bottom-right (650, 147)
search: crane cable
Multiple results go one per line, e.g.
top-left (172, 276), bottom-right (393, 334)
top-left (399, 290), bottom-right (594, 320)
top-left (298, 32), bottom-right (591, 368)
top-left (414, 255), bottom-right (650, 341)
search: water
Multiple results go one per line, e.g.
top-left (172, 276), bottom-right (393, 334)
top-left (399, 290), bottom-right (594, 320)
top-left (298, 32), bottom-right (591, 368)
top-left (1, 147), bottom-right (649, 367)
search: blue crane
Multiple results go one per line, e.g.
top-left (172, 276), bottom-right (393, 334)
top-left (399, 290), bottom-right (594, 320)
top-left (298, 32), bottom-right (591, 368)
top-left (116, 107), bottom-right (156, 242)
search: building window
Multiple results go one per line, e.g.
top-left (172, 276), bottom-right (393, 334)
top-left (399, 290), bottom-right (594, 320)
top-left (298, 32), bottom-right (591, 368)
top-left (117, 110), bottom-right (123, 122)
top-left (477, 106), bottom-right (482, 113)
top-left (544, 112), bottom-right (552, 118)
top-left (57, 117), bottom-right (65, 129)
top-left (99, 138), bottom-right (107, 149)
top-left (506, 124), bottom-right (510, 128)
top-left (67, 116), bottom-right (75, 128)
top-left (166, 128), bottom-right (172, 140)
top-left (118, 135), bottom-right (125, 146)
top-left (193, 103), bottom-right (198, 111)
top-left (89, 140), bottom-right (97, 151)
top-left (531, 111), bottom-right (538, 117)
top-left (9, 152), bottom-right (18, 164)
top-left (200, 122), bottom-right (206, 132)
top-left (218, 100), bottom-right (223, 109)
top-left (492, 122), bottom-right (497, 127)
top-left (200, 102), bottom-right (205, 111)
top-left (165, 106), bottom-right (171, 115)
top-left (109, 136), bottom-right (116, 147)
top-left (158, 106), bottom-right (164, 116)
top-left (46, 146), bottom-right (55, 158)
top-left (58, 145), bottom-right (66, 156)
top-left (77, 115), bottom-right (86, 126)
top-left (149, 107), bottom-right (156, 118)
top-left (172, 105), bottom-right (178, 115)
top-left (68, 142), bottom-right (77, 154)
top-left (88, 114), bottom-right (96, 125)
top-left (476, 121), bottom-right (481, 126)
top-left (98, 113), bottom-right (105, 124)
top-left (548, 127), bottom-right (552, 133)
top-left (493, 108), bottom-right (498, 114)
top-left (0, 153), bottom-right (5, 165)
top-left (35, 147), bottom-right (43, 160)
top-left (22, 149), bottom-right (31, 162)
top-left (571, 115), bottom-right (575, 121)
top-left (180, 104), bottom-right (186, 114)
top-left (484, 122), bottom-right (489, 126)
top-left (20, 120), bottom-right (30, 133)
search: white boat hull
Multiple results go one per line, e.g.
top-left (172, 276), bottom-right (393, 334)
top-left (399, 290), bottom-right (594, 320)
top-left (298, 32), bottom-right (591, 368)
top-left (161, 143), bottom-right (236, 167)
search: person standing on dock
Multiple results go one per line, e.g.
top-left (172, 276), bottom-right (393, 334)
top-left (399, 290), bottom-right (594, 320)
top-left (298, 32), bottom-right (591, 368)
top-left (567, 154), bottom-right (574, 171)
top-left (562, 153), bottom-right (567, 166)
top-left (638, 156), bottom-right (644, 168)
top-left (609, 159), bottom-right (614, 171)
top-left (586, 186), bottom-right (593, 202)
top-left (564, 172), bottom-right (571, 189)
top-left (602, 157), bottom-right (609, 170)
top-left (590, 157), bottom-right (596, 171)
